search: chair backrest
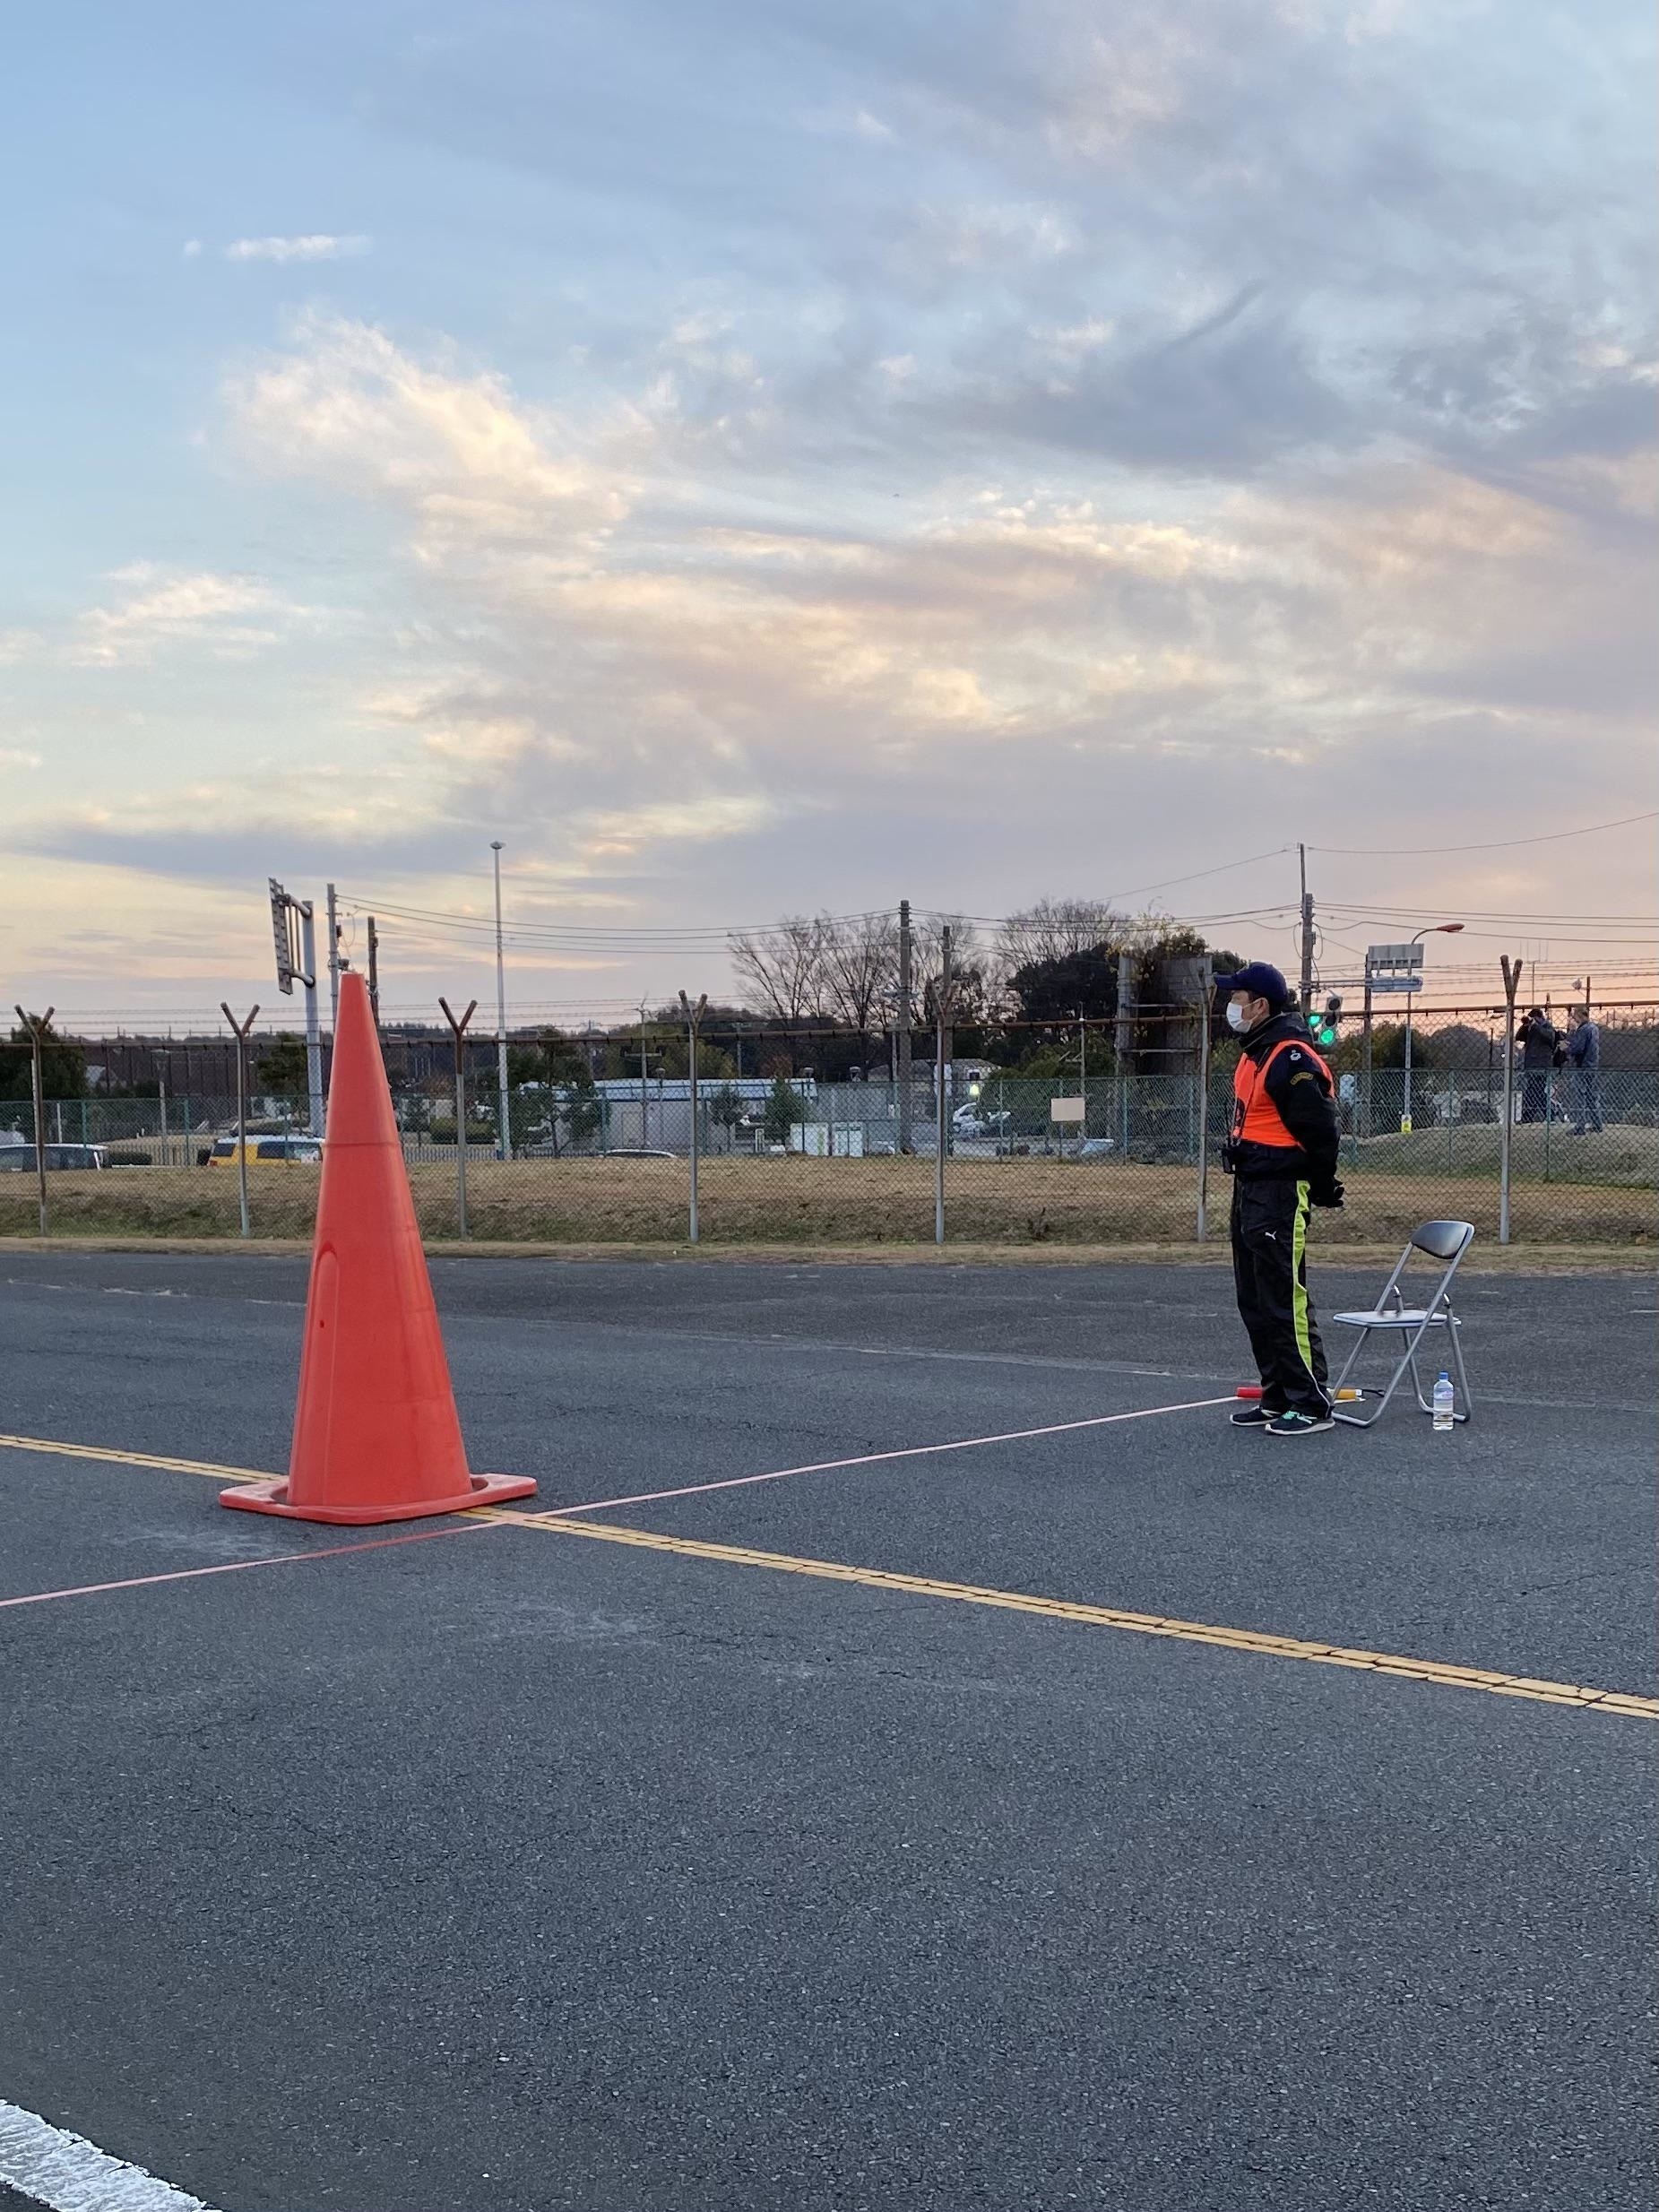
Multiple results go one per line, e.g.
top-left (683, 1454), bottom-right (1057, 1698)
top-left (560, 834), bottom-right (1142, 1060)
top-left (1411, 1219), bottom-right (1475, 1262)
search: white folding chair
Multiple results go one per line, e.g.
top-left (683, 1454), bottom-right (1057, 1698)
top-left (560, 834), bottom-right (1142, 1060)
top-left (1330, 1219), bottom-right (1475, 1429)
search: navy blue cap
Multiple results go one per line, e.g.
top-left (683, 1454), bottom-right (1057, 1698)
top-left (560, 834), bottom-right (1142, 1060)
top-left (1213, 961), bottom-right (1291, 1011)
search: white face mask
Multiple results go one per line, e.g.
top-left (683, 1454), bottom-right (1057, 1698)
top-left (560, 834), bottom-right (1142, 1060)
top-left (1225, 1000), bottom-right (1250, 1034)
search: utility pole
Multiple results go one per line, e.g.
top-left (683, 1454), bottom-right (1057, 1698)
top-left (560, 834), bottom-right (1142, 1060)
top-left (638, 1002), bottom-right (651, 1148)
top-left (325, 883), bottom-right (341, 1033)
top-left (491, 841), bottom-right (511, 1162)
top-left (934, 925), bottom-right (953, 1245)
top-left (896, 898), bottom-right (913, 1154)
top-left (1361, 957), bottom-right (1375, 1139)
top-left (366, 916), bottom-right (380, 1026)
top-left (543, 1030), bottom-right (564, 1157)
top-left (13, 1005), bottom-right (53, 1238)
top-left (1115, 947), bottom-right (1136, 1154)
top-left (220, 1003), bottom-right (261, 1240)
top-left (1298, 842), bottom-right (1315, 1017)
top-left (438, 997), bottom-right (477, 1240)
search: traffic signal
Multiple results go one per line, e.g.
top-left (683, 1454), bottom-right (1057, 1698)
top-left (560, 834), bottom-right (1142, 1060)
top-left (1313, 995), bottom-right (1342, 1047)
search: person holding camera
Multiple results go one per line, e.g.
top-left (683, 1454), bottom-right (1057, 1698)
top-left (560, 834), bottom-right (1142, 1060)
top-left (1214, 963), bottom-right (1344, 1437)
top-left (1516, 1007), bottom-right (1560, 1123)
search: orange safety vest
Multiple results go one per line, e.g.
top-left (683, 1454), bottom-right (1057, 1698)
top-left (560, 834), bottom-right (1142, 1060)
top-left (1231, 1037), bottom-right (1333, 1149)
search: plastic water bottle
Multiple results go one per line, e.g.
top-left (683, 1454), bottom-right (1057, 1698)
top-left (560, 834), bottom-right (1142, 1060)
top-left (1433, 1370), bottom-right (1455, 1432)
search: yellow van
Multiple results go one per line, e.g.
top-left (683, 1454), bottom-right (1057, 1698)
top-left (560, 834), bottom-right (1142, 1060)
top-left (205, 1134), bottom-right (323, 1166)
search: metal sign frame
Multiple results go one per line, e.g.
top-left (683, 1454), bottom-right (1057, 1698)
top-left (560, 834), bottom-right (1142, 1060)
top-left (268, 877), bottom-right (315, 996)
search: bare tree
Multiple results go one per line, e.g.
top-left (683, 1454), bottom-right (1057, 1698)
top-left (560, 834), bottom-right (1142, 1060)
top-left (730, 915), bottom-right (827, 1024)
top-left (998, 898), bottom-right (1123, 977)
top-left (819, 912), bottom-right (898, 1054)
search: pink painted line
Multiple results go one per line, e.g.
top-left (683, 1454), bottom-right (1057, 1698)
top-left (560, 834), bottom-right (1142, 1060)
top-left (0, 1518), bottom-right (497, 1612)
top-left (534, 1393), bottom-right (1235, 1520)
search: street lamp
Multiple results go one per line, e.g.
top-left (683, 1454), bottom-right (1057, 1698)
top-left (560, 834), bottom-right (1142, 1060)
top-left (490, 841), bottom-right (510, 1162)
top-left (1404, 922), bottom-right (1465, 1129)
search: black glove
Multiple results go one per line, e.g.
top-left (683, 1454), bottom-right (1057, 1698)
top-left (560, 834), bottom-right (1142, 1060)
top-left (1309, 1177), bottom-right (1344, 1209)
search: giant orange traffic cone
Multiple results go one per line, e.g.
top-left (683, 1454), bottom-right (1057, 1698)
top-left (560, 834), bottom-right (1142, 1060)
top-left (221, 970), bottom-right (537, 1525)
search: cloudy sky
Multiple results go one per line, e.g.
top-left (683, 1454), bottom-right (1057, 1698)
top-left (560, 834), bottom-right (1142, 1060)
top-left (1, 0), bottom-right (1654, 1028)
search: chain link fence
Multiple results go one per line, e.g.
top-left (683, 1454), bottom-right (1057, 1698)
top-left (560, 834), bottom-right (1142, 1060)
top-left (3, 1026), bottom-right (1654, 1247)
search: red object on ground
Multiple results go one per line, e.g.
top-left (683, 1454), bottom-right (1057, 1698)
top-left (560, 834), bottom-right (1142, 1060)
top-left (221, 972), bottom-right (538, 1525)
top-left (1236, 1385), bottom-right (1265, 1400)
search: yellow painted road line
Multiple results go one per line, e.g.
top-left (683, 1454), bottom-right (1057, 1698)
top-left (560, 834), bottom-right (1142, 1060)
top-left (0, 1432), bottom-right (274, 1483)
top-left (485, 1509), bottom-right (1659, 1722)
top-left (7, 1432), bottom-right (1655, 1721)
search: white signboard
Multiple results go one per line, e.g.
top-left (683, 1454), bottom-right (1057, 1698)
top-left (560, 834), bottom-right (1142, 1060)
top-left (1050, 1096), bottom-right (1086, 1124)
top-left (1367, 942), bottom-right (1423, 971)
top-left (1369, 976), bottom-right (1422, 993)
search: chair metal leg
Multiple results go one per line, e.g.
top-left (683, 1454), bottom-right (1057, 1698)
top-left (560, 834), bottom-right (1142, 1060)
top-left (1408, 1335), bottom-right (1430, 1412)
top-left (1332, 1326), bottom-right (1385, 1424)
top-left (1332, 1329), bottom-right (1369, 1395)
top-left (1447, 1312), bottom-right (1473, 1421)
top-left (1409, 1316), bottom-right (1473, 1421)
top-left (1333, 1314), bottom-right (1473, 1429)
top-left (1333, 1328), bottom-right (1418, 1427)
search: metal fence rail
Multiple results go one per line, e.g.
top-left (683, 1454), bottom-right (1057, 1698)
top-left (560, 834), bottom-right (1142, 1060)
top-left (3, 1061), bottom-right (1655, 1247)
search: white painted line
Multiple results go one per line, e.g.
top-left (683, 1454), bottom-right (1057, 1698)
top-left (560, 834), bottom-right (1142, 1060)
top-left (0, 2099), bottom-right (220, 2212)
top-left (540, 1392), bottom-right (1235, 1519)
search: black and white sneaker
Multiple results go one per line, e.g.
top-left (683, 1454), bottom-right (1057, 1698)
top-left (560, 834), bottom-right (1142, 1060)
top-left (1230, 1404), bottom-right (1274, 1427)
top-left (1266, 1409), bottom-right (1335, 1438)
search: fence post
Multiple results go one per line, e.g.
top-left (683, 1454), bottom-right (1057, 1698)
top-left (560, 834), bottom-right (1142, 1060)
top-left (679, 990), bottom-right (708, 1244)
top-left (220, 1003), bottom-right (261, 1240)
top-left (13, 1004), bottom-right (53, 1238)
top-left (1194, 979), bottom-right (1212, 1243)
top-left (896, 898), bottom-right (914, 1156)
top-left (1499, 957), bottom-right (1520, 1244)
top-left (439, 997), bottom-right (478, 1240)
top-left (1542, 1048), bottom-right (1554, 1180)
top-left (934, 926), bottom-right (953, 1244)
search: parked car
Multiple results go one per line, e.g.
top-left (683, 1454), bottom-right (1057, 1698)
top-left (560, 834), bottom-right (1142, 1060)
top-left (205, 1134), bottom-right (323, 1166)
top-left (952, 1105), bottom-right (1012, 1138)
top-left (0, 1142), bottom-right (109, 1171)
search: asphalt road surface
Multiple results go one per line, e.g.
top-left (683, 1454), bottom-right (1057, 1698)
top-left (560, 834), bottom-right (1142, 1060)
top-left (1, 1250), bottom-right (1653, 2212)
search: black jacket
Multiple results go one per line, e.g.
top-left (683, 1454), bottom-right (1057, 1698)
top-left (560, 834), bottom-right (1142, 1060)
top-left (1228, 1011), bottom-right (1341, 1184)
top-left (1517, 1015), bottom-right (1559, 1070)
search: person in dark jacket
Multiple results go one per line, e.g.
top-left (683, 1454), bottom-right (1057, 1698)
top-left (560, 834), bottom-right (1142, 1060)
top-left (1214, 962), bottom-right (1344, 1438)
top-left (1516, 1008), bottom-right (1559, 1123)
top-left (1566, 1007), bottom-right (1603, 1134)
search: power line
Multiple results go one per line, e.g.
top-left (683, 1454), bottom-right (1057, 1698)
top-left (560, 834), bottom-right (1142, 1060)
top-left (1308, 808), bottom-right (1659, 857)
top-left (1326, 903), bottom-right (1658, 926)
top-left (338, 892), bottom-right (894, 943)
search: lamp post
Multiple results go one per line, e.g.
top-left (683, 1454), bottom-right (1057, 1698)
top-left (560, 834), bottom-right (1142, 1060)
top-left (1404, 922), bottom-right (1465, 1129)
top-left (490, 842), bottom-right (511, 1162)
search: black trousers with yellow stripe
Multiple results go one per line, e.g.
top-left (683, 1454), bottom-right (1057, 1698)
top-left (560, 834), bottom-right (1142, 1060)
top-left (1230, 1176), bottom-right (1330, 1416)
